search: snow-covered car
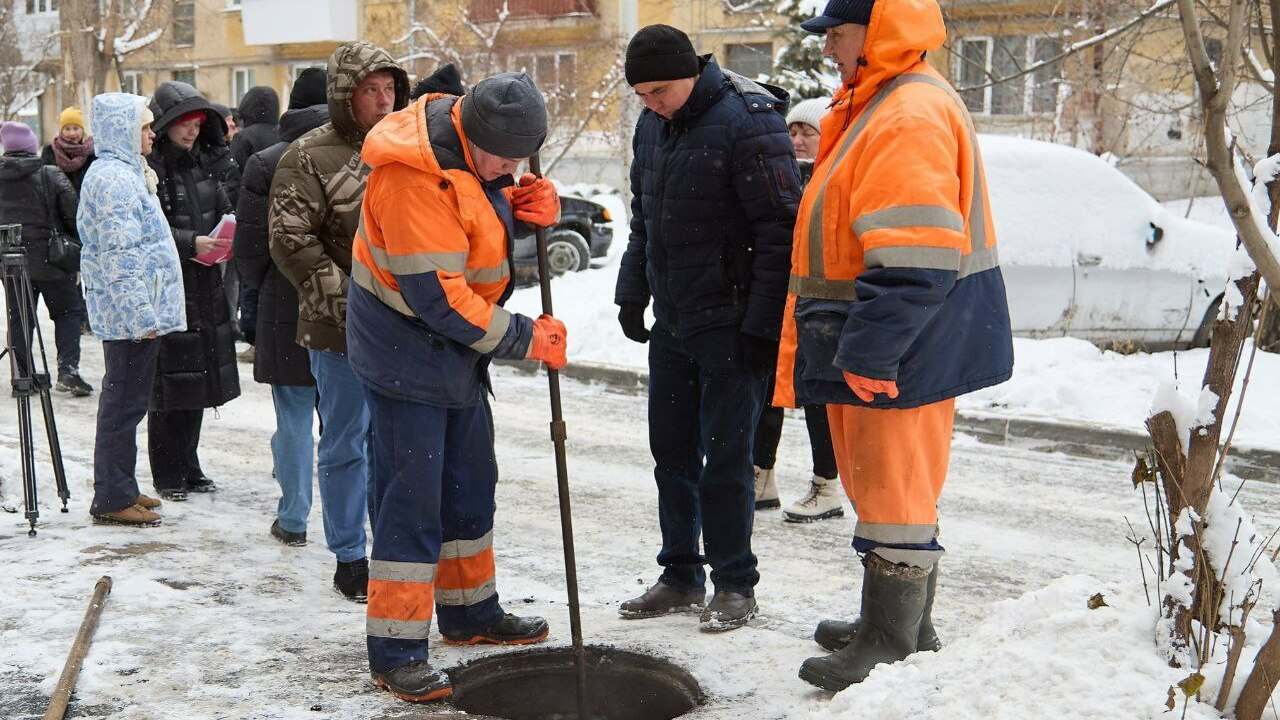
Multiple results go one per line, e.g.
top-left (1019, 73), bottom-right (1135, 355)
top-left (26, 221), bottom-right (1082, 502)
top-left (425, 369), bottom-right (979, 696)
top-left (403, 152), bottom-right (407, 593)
top-left (512, 194), bottom-right (614, 282)
top-left (984, 135), bottom-right (1235, 349)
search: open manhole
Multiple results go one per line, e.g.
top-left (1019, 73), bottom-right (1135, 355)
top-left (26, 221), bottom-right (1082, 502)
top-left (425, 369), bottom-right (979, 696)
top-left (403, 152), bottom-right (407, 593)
top-left (448, 645), bottom-right (703, 720)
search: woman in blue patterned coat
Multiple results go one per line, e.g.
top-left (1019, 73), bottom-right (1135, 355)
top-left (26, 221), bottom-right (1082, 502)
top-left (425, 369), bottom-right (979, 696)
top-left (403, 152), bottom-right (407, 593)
top-left (78, 93), bottom-right (185, 527)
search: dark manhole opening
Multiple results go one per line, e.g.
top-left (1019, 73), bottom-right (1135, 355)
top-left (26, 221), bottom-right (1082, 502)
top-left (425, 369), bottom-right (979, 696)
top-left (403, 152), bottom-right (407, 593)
top-left (449, 645), bottom-right (703, 720)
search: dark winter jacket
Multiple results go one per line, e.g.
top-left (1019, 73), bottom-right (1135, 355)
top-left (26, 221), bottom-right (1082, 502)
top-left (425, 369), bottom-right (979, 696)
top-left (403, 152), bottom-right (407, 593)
top-left (230, 86), bottom-right (281, 174)
top-left (0, 153), bottom-right (79, 282)
top-left (235, 104), bottom-right (328, 387)
top-left (147, 85), bottom-right (242, 411)
top-left (150, 81), bottom-right (241, 206)
top-left (614, 56), bottom-right (800, 341)
top-left (268, 41), bottom-right (409, 353)
top-left (40, 144), bottom-right (95, 193)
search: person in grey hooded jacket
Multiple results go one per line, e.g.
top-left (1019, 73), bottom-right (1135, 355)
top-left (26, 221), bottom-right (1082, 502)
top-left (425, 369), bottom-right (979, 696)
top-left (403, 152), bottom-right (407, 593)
top-left (78, 92), bottom-right (185, 527)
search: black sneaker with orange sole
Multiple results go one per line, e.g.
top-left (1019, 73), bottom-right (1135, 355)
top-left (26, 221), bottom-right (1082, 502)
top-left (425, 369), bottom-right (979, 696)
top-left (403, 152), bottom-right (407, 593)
top-left (441, 613), bottom-right (549, 646)
top-left (371, 661), bottom-right (452, 703)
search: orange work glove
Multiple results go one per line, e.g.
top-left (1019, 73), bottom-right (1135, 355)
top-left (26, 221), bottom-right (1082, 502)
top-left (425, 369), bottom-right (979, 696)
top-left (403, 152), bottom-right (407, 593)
top-left (843, 371), bottom-right (900, 403)
top-left (511, 172), bottom-right (560, 227)
top-left (527, 314), bottom-right (568, 370)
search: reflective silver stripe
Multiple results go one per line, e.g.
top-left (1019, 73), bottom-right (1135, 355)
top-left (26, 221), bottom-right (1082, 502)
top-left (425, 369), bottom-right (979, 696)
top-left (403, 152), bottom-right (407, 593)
top-left (352, 260), bottom-right (414, 317)
top-left (463, 264), bottom-right (510, 285)
top-left (853, 205), bottom-right (964, 237)
top-left (440, 531), bottom-right (493, 560)
top-left (366, 617), bottom-right (433, 640)
top-left (864, 246), bottom-right (961, 272)
top-left (870, 547), bottom-right (942, 569)
top-left (804, 72), bottom-right (994, 282)
top-left (368, 243), bottom-right (467, 276)
top-left (959, 246), bottom-right (1000, 280)
top-left (788, 274), bottom-right (857, 301)
top-left (891, 73), bottom-right (990, 255)
top-left (472, 307), bottom-right (511, 354)
top-left (807, 73), bottom-right (935, 279)
top-left (855, 520), bottom-right (939, 545)
top-left (436, 578), bottom-right (498, 607)
top-left (369, 559), bottom-right (437, 584)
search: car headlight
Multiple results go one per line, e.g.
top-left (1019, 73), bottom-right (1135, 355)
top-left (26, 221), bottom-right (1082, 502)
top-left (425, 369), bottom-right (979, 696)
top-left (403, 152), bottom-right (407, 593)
top-left (600, 208), bottom-right (612, 222)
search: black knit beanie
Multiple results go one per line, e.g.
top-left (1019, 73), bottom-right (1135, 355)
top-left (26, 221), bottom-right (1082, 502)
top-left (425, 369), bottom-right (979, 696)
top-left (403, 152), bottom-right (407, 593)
top-left (289, 68), bottom-right (328, 110)
top-left (625, 24), bottom-right (699, 86)
top-left (460, 72), bottom-right (547, 159)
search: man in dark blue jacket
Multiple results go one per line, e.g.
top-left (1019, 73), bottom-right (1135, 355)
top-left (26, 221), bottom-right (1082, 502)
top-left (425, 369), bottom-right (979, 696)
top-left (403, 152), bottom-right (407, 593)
top-left (614, 24), bottom-right (800, 632)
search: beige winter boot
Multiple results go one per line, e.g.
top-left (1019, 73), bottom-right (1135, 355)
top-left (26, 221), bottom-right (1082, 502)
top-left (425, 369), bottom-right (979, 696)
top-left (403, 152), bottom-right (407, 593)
top-left (753, 466), bottom-right (780, 510)
top-left (783, 475), bottom-right (844, 523)
top-left (92, 504), bottom-right (162, 527)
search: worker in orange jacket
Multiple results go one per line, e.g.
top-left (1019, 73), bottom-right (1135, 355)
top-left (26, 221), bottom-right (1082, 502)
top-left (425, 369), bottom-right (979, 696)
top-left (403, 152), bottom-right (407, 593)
top-left (776, 0), bottom-right (1014, 692)
top-left (346, 72), bottom-right (567, 703)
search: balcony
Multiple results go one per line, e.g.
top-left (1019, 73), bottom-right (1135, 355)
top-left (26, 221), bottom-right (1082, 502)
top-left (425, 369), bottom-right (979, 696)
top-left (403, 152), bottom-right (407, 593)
top-left (240, 0), bottom-right (358, 46)
top-left (468, 0), bottom-right (597, 23)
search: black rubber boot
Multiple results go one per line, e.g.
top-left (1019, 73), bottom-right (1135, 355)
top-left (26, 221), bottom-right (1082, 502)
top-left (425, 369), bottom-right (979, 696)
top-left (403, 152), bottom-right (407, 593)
top-left (333, 558), bottom-right (369, 603)
top-left (813, 563), bottom-right (940, 652)
top-left (442, 613), bottom-right (549, 646)
top-left (371, 661), bottom-right (452, 702)
top-left (799, 554), bottom-right (931, 692)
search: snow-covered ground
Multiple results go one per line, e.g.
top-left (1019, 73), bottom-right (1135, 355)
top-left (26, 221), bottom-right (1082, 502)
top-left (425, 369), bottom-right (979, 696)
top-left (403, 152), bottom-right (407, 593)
top-left (2, 334), bottom-right (1277, 719)
top-left (2, 291), bottom-right (1279, 718)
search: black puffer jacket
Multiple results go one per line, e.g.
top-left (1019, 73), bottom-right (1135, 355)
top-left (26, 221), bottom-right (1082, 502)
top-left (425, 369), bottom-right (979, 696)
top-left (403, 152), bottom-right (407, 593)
top-left (148, 83), bottom-right (241, 411)
top-left (230, 86), bottom-right (280, 174)
top-left (0, 153), bottom-right (78, 282)
top-left (150, 81), bottom-right (241, 206)
top-left (615, 56), bottom-right (800, 341)
top-left (40, 145), bottom-right (95, 193)
top-left (234, 104), bottom-right (328, 387)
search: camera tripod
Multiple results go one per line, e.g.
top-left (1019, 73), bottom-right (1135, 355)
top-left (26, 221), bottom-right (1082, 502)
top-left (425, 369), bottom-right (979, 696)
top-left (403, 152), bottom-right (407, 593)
top-left (0, 223), bottom-right (69, 536)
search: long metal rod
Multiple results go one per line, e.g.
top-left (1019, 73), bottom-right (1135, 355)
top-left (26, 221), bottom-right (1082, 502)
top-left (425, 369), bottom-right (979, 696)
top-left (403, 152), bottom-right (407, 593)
top-left (529, 155), bottom-right (590, 719)
top-left (44, 576), bottom-right (113, 720)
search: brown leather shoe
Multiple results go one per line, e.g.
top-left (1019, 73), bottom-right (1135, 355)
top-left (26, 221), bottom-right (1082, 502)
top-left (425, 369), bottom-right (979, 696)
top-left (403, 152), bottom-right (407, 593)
top-left (619, 581), bottom-right (705, 619)
top-left (92, 504), bottom-right (162, 527)
top-left (699, 590), bottom-right (757, 632)
top-left (135, 493), bottom-right (162, 510)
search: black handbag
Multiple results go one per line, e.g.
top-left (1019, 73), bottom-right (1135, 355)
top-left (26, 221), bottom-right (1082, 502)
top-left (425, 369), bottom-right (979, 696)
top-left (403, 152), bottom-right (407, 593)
top-left (39, 168), bottom-right (80, 274)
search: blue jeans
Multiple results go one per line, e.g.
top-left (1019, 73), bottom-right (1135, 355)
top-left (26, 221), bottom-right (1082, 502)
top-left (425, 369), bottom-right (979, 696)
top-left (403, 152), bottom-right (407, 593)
top-left (271, 384), bottom-right (317, 534)
top-left (309, 349), bottom-right (370, 564)
top-left (648, 323), bottom-right (764, 595)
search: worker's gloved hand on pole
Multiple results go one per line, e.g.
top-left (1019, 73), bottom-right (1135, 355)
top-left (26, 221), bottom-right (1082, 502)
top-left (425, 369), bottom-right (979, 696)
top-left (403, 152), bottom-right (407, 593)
top-left (617, 302), bottom-right (650, 344)
top-left (842, 371), bottom-right (899, 403)
top-left (512, 172), bottom-right (560, 227)
top-left (528, 313), bottom-right (568, 370)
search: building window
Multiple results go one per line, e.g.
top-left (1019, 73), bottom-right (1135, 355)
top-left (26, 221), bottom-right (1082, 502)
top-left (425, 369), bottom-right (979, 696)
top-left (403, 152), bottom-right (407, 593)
top-left (956, 35), bottom-right (1062, 116)
top-left (1204, 38), bottom-right (1223, 70)
top-left (173, 69), bottom-right (196, 87)
top-left (725, 43), bottom-right (773, 81)
top-left (25, 0), bottom-right (57, 13)
top-left (226, 0), bottom-right (241, 7)
top-left (232, 68), bottom-right (254, 105)
top-left (121, 71), bottom-right (142, 96)
top-left (173, 1), bottom-right (195, 47)
top-left (510, 52), bottom-right (576, 115)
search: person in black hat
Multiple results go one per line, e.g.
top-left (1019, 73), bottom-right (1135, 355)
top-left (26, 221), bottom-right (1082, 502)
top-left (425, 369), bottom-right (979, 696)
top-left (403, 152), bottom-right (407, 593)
top-left (346, 70), bottom-right (566, 703)
top-left (780, 0), bottom-right (1013, 694)
top-left (613, 23), bottom-right (801, 633)
top-left (233, 67), bottom-right (329, 553)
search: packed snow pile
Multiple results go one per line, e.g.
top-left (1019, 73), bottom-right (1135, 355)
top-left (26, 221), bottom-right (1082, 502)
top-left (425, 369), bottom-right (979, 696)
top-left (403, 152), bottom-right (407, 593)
top-left (809, 575), bottom-right (1227, 720)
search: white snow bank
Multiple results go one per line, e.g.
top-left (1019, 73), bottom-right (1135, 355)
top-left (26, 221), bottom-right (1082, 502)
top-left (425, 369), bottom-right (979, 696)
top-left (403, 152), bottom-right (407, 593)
top-left (809, 575), bottom-right (1221, 720)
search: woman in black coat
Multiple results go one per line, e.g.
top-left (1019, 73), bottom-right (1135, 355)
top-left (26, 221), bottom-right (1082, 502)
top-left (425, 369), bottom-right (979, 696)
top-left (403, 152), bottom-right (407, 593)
top-left (146, 81), bottom-right (242, 501)
top-left (0, 121), bottom-right (91, 395)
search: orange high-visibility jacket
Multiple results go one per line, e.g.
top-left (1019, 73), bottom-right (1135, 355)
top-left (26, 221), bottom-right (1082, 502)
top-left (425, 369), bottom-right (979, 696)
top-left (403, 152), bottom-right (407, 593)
top-left (346, 94), bottom-right (534, 407)
top-left (775, 0), bottom-right (1013, 410)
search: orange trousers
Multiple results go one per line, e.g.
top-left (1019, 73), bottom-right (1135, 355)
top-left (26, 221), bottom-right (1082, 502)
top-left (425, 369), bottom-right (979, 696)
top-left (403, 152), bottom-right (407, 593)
top-left (827, 398), bottom-right (955, 567)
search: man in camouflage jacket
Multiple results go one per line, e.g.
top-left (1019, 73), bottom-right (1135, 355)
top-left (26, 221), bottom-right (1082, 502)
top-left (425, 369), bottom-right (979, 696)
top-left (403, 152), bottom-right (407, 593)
top-left (268, 40), bottom-right (409, 602)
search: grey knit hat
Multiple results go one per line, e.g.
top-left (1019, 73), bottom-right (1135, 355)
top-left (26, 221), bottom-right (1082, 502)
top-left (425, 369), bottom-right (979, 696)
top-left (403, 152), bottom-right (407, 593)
top-left (461, 72), bottom-right (547, 159)
top-left (786, 98), bottom-right (830, 131)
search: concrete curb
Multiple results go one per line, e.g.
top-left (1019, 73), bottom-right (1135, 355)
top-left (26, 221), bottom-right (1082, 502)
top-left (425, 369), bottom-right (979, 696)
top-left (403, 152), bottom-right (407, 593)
top-left (498, 359), bottom-right (1280, 483)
